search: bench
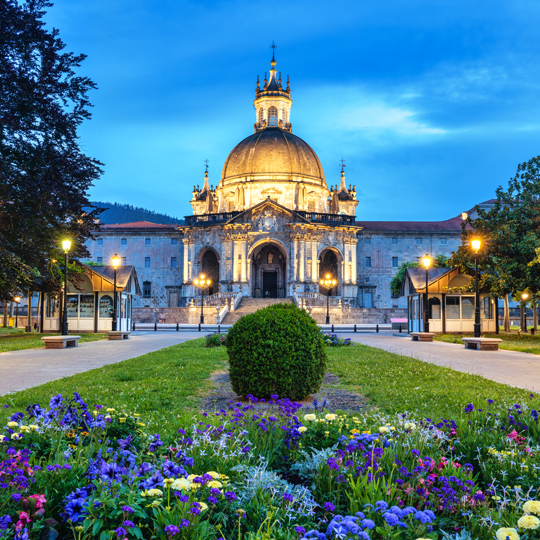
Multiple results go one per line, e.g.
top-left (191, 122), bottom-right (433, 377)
top-left (410, 332), bottom-right (436, 342)
top-left (41, 336), bottom-right (81, 349)
top-left (107, 331), bottom-right (131, 340)
top-left (462, 337), bottom-right (502, 351)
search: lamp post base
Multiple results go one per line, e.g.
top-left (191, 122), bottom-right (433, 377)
top-left (325, 315), bottom-right (330, 324)
top-left (473, 323), bottom-right (481, 338)
top-left (62, 322), bottom-right (69, 336)
top-left (424, 321), bottom-right (430, 332)
top-left (200, 315), bottom-right (204, 325)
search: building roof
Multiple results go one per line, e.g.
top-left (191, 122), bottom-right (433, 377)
top-left (85, 265), bottom-right (142, 295)
top-left (356, 216), bottom-right (464, 232)
top-left (220, 128), bottom-right (326, 187)
top-left (100, 221), bottom-right (179, 231)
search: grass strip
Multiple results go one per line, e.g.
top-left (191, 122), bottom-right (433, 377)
top-left (0, 333), bottom-right (107, 353)
top-left (434, 330), bottom-right (540, 355)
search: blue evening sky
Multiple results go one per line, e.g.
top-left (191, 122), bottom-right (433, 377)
top-left (45, 0), bottom-right (540, 221)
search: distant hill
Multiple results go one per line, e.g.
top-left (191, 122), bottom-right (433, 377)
top-left (90, 201), bottom-right (184, 225)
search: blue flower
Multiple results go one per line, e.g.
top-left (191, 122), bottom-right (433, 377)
top-left (383, 512), bottom-right (399, 526)
top-left (464, 403), bottom-right (474, 413)
top-left (414, 511), bottom-right (432, 524)
top-left (361, 519), bottom-right (375, 530)
top-left (49, 394), bottom-right (64, 409)
top-left (0, 515), bottom-right (12, 531)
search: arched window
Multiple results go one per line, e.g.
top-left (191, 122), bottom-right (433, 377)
top-left (268, 106), bottom-right (278, 127)
top-left (258, 108), bottom-right (264, 124)
top-left (428, 297), bottom-right (441, 319)
top-left (99, 295), bottom-right (113, 318)
top-left (282, 108), bottom-right (287, 124)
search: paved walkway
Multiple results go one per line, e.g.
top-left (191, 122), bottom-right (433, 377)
top-left (343, 333), bottom-right (540, 392)
top-left (0, 332), bottom-right (201, 395)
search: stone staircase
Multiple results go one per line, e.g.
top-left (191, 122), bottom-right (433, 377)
top-left (222, 297), bottom-right (293, 325)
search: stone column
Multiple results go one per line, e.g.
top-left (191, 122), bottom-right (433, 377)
top-left (232, 239), bottom-right (238, 283)
top-left (290, 237), bottom-right (297, 282)
top-left (183, 240), bottom-right (190, 282)
top-left (351, 239), bottom-right (357, 284)
top-left (344, 245), bottom-right (350, 283)
top-left (312, 241), bottom-right (318, 283)
top-left (241, 238), bottom-right (247, 282)
top-left (299, 238), bottom-right (305, 282)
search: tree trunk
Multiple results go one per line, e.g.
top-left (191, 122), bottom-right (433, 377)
top-left (495, 296), bottom-right (500, 334)
top-left (534, 300), bottom-right (538, 334)
top-left (9, 302), bottom-right (14, 318)
top-left (27, 290), bottom-right (32, 331)
top-left (2, 301), bottom-right (7, 327)
top-left (504, 294), bottom-right (510, 332)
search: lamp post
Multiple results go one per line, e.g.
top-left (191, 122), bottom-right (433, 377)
top-left (471, 238), bottom-right (482, 338)
top-left (111, 254), bottom-right (121, 331)
top-left (522, 292), bottom-right (529, 333)
top-left (194, 274), bottom-right (212, 324)
top-left (61, 240), bottom-right (71, 336)
top-left (422, 255), bottom-right (432, 333)
top-left (14, 296), bottom-right (21, 328)
top-left (319, 273), bottom-right (337, 324)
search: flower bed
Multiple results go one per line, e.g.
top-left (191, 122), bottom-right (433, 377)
top-left (322, 334), bottom-right (351, 347)
top-left (1, 394), bottom-right (540, 539)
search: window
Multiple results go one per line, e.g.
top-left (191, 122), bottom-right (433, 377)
top-left (121, 238), bottom-right (127, 246)
top-left (258, 107), bottom-right (264, 124)
top-left (268, 106), bottom-right (278, 127)
top-left (416, 238), bottom-right (422, 245)
top-left (145, 257), bottom-right (151, 268)
top-left (97, 257), bottom-right (103, 264)
top-left (99, 295), bottom-right (113, 318)
top-left (364, 237), bottom-right (371, 245)
top-left (440, 238), bottom-right (447, 245)
top-left (97, 238), bottom-right (103, 246)
top-left (143, 281), bottom-right (151, 297)
top-left (462, 297), bottom-right (475, 319)
top-left (79, 295), bottom-right (94, 318)
top-left (145, 238), bottom-right (151, 246)
top-left (481, 297), bottom-right (493, 319)
top-left (121, 256), bottom-right (127, 265)
top-left (446, 297), bottom-right (460, 319)
top-left (392, 237), bottom-right (398, 245)
top-left (365, 257), bottom-right (372, 268)
top-left (66, 296), bottom-right (79, 318)
top-left (46, 296), bottom-right (59, 318)
top-left (392, 257), bottom-right (398, 268)
top-left (171, 257), bottom-right (177, 268)
top-left (171, 238), bottom-right (178, 245)
top-left (428, 297), bottom-right (441, 319)
top-left (282, 108), bottom-right (287, 124)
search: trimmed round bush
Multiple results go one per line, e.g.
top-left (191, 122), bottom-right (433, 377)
top-left (226, 303), bottom-right (327, 400)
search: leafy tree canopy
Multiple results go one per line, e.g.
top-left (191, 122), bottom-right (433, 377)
top-left (390, 255), bottom-right (451, 297)
top-left (0, 0), bottom-right (102, 299)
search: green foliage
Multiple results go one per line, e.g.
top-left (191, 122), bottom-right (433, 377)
top-left (390, 255), bottom-right (451, 297)
top-left (205, 332), bottom-right (226, 348)
top-left (226, 303), bottom-right (327, 400)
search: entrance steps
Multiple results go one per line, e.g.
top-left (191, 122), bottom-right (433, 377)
top-left (222, 297), bottom-right (293, 325)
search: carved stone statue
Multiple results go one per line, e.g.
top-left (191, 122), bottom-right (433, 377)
top-left (268, 251), bottom-right (274, 264)
top-left (257, 209), bottom-right (278, 231)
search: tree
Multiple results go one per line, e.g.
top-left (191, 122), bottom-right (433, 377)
top-left (390, 255), bottom-right (451, 297)
top-left (0, 0), bottom-right (102, 300)
top-left (450, 156), bottom-right (540, 330)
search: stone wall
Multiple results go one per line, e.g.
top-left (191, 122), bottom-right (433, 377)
top-left (133, 306), bottom-right (223, 324)
top-left (307, 307), bottom-right (407, 324)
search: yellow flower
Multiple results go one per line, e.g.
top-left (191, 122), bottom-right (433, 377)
top-left (517, 515), bottom-right (540, 530)
top-left (303, 414), bottom-right (316, 422)
top-left (19, 426), bottom-right (30, 433)
top-left (379, 426), bottom-right (390, 434)
top-left (140, 490), bottom-right (148, 497)
top-left (325, 414), bottom-right (337, 422)
top-left (523, 501), bottom-right (540, 516)
top-left (92, 411), bottom-right (98, 416)
top-left (11, 433), bottom-right (22, 440)
top-left (495, 527), bottom-right (520, 540)
top-left (324, 431), bottom-right (329, 437)
top-left (208, 480), bottom-right (222, 489)
top-left (137, 422), bottom-right (145, 427)
top-left (147, 488), bottom-right (163, 497)
top-left (149, 499), bottom-right (162, 508)
top-left (163, 478), bottom-right (175, 487)
top-left (119, 418), bottom-right (126, 423)
top-left (0, 435), bottom-right (7, 442)
top-left (29, 425), bottom-right (39, 431)
top-left (206, 471), bottom-right (220, 479)
top-left (298, 426), bottom-right (307, 433)
top-left (187, 474), bottom-right (198, 481)
top-left (7, 421), bottom-right (18, 428)
top-left (199, 502), bottom-right (208, 511)
top-left (106, 408), bottom-right (115, 413)
top-left (133, 413), bottom-right (140, 418)
top-left (404, 422), bottom-right (416, 430)
top-left (171, 478), bottom-right (191, 491)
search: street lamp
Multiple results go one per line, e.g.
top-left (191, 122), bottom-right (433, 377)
top-left (522, 292), bottom-right (529, 333)
top-left (471, 238), bottom-right (481, 338)
top-left (61, 239), bottom-right (71, 336)
top-left (111, 254), bottom-right (121, 331)
top-left (14, 296), bottom-right (21, 328)
top-left (319, 273), bottom-right (337, 324)
top-left (422, 255), bottom-right (432, 333)
top-left (194, 274), bottom-right (211, 324)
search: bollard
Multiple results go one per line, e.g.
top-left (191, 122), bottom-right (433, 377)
top-left (376, 324), bottom-right (379, 333)
top-left (331, 324), bottom-right (334, 333)
top-left (132, 322), bottom-right (136, 332)
top-left (399, 325), bottom-right (402, 333)
top-left (176, 323), bottom-right (179, 332)
top-left (354, 324), bottom-right (357, 333)
top-left (154, 322), bottom-right (157, 332)
top-left (198, 323), bottom-right (201, 332)
top-left (218, 324), bottom-right (221, 334)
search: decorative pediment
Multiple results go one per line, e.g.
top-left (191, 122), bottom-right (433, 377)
top-left (224, 199), bottom-right (311, 228)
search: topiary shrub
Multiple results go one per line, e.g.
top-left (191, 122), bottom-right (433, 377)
top-left (226, 303), bottom-right (327, 400)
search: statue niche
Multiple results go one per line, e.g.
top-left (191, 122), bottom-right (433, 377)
top-left (252, 243), bottom-right (286, 299)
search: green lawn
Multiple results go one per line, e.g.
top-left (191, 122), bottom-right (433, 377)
top-left (0, 339), bottom-right (535, 433)
top-left (434, 330), bottom-right (540, 355)
top-left (0, 332), bottom-right (107, 353)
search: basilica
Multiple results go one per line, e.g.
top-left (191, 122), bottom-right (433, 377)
top-left (87, 52), bottom-right (486, 318)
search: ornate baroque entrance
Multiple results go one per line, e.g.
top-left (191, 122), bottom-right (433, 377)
top-left (251, 242), bottom-right (286, 298)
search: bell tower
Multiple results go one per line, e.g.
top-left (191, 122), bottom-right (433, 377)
top-left (254, 42), bottom-right (292, 133)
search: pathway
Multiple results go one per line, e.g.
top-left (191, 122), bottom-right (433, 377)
top-left (0, 332), bottom-right (201, 395)
top-left (344, 334), bottom-right (540, 392)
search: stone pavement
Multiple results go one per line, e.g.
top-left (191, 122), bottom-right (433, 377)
top-left (0, 332), bottom-right (202, 395)
top-left (343, 333), bottom-right (540, 392)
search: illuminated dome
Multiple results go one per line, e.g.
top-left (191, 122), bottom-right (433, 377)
top-left (220, 127), bottom-right (326, 187)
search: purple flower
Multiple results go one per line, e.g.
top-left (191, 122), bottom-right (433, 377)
top-left (464, 403), bottom-right (474, 413)
top-left (180, 520), bottom-right (190, 529)
top-left (177, 495), bottom-right (190, 503)
top-left (415, 511), bottom-right (431, 524)
top-left (12, 493), bottom-right (22, 501)
top-left (207, 496), bottom-right (218, 505)
top-left (123, 521), bottom-right (135, 529)
top-left (116, 527), bottom-right (127, 538)
top-left (383, 512), bottom-right (399, 526)
top-left (283, 492), bottom-right (294, 502)
top-left (295, 526), bottom-right (306, 534)
top-left (0, 515), bottom-right (12, 530)
top-left (164, 525), bottom-right (179, 536)
top-left (323, 502), bottom-right (335, 513)
top-left (49, 394), bottom-right (64, 409)
top-left (361, 519), bottom-right (375, 530)
top-left (122, 505), bottom-right (134, 514)
top-left (14, 529), bottom-right (28, 540)
top-left (225, 491), bottom-right (237, 501)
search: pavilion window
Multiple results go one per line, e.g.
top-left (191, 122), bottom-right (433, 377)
top-left (268, 106), bottom-right (278, 127)
top-left (99, 295), bottom-right (113, 318)
top-left (428, 297), bottom-right (441, 319)
top-left (462, 297), bottom-right (475, 319)
top-left (481, 297), bottom-right (493, 319)
top-left (446, 297), bottom-right (460, 319)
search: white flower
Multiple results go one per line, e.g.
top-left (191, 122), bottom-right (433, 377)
top-left (303, 414), bottom-right (316, 422)
top-left (379, 426), bottom-right (390, 434)
top-left (325, 414), bottom-right (337, 422)
top-left (171, 478), bottom-right (191, 491)
top-left (298, 426), bottom-right (307, 433)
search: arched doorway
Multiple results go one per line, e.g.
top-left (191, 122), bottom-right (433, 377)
top-left (251, 242), bottom-right (287, 298)
top-left (319, 249), bottom-right (341, 296)
top-left (200, 249), bottom-right (219, 295)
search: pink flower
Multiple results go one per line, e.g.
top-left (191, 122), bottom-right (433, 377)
top-left (29, 494), bottom-right (46, 509)
top-left (16, 511), bottom-right (31, 531)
